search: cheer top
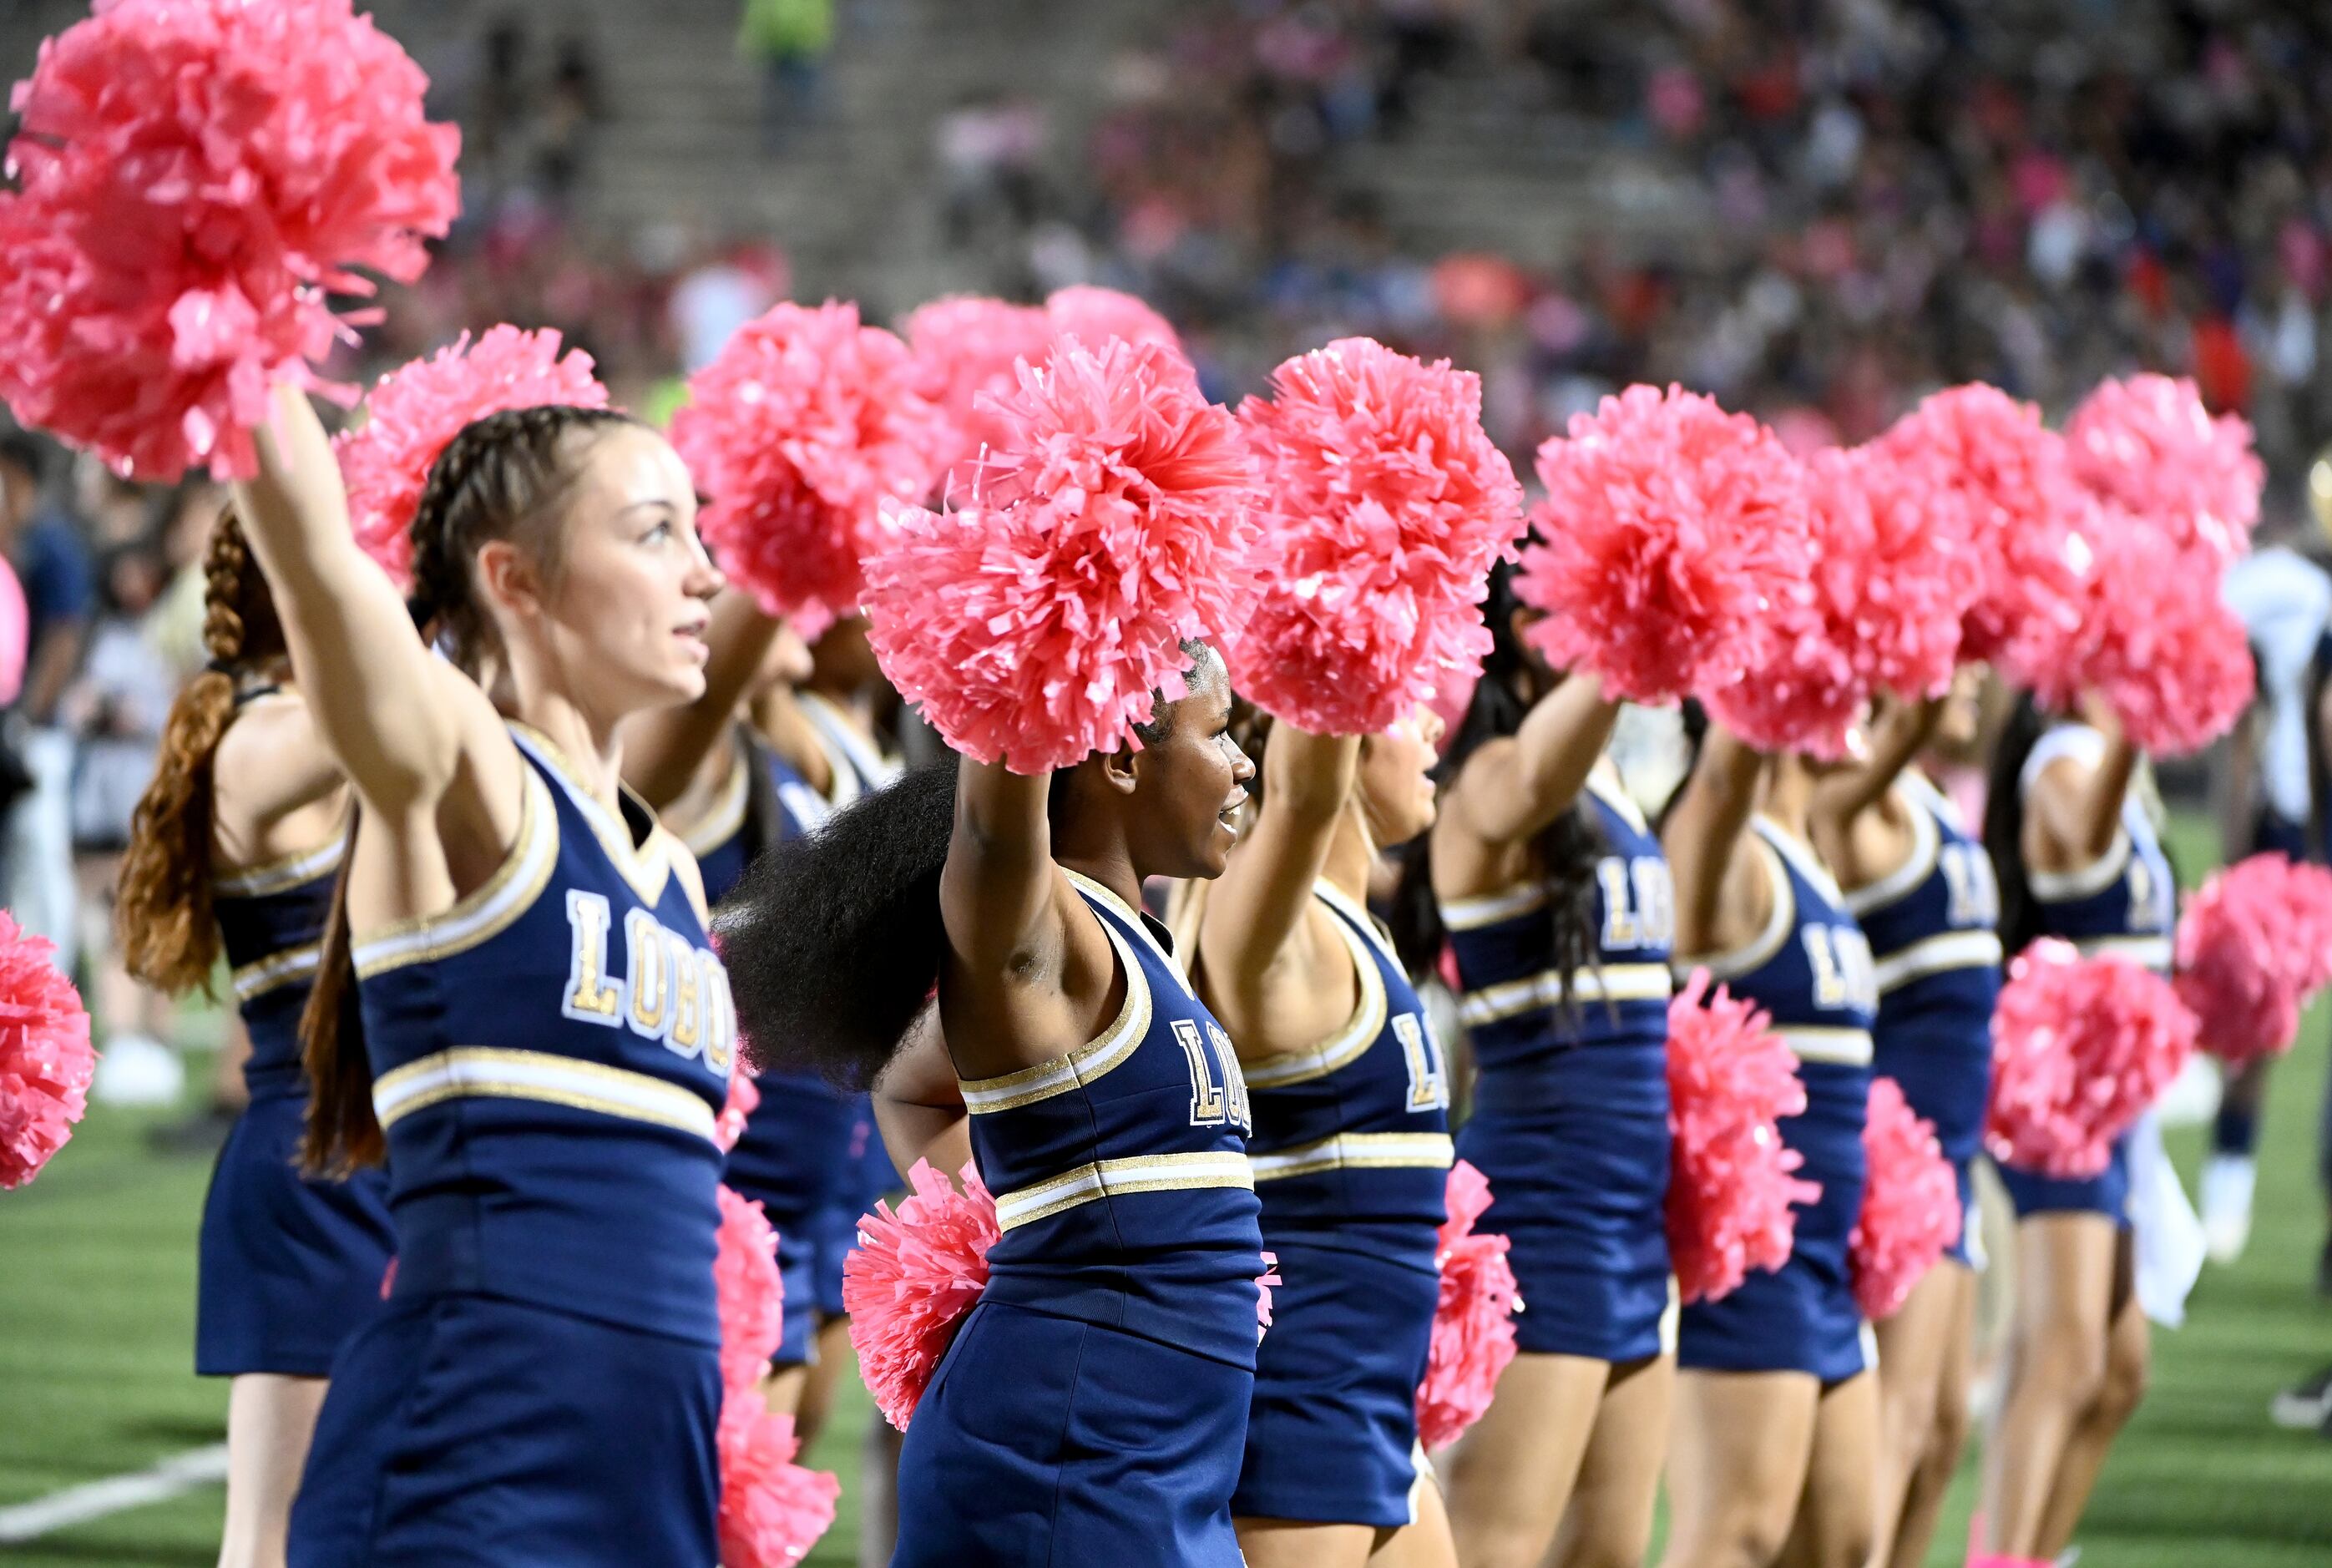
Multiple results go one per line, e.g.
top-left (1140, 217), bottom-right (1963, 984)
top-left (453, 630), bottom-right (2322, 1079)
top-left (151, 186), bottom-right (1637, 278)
top-left (2020, 725), bottom-right (2175, 974)
top-left (1700, 819), bottom-right (1879, 1079)
top-left (218, 833), bottom-right (343, 1100)
top-left (356, 726), bottom-right (736, 1345)
top-left (1242, 882), bottom-right (1452, 1259)
top-left (964, 872), bottom-right (1266, 1368)
top-left (1444, 771), bottom-right (1675, 1078)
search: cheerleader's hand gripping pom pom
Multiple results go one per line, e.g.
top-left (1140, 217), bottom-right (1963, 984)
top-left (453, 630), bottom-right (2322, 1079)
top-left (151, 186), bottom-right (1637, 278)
top-left (903, 296), bottom-right (1055, 494)
top-left (1222, 338), bottom-right (1525, 735)
top-left (2175, 855), bottom-right (2332, 1065)
top-left (335, 326), bottom-right (610, 587)
top-left (1850, 1076), bottom-right (1962, 1321)
top-left (0, 0), bottom-right (460, 480)
top-left (2066, 374), bottom-right (2261, 570)
top-left (1872, 385), bottom-right (2087, 684)
top-left (669, 301), bottom-right (949, 638)
top-left (843, 1159), bottom-right (1002, 1431)
top-left (0, 912), bottom-right (94, 1189)
top-left (1414, 1159), bottom-right (1522, 1452)
top-left (863, 336), bottom-right (1265, 773)
top-left (1515, 385), bottom-right (1812, 707)
top-left (1985, 940), bottom-right (2198, 1180)
top-left (715, 1186), bottom-right (837, 1565)
top-left (1665, 969), bottom-right (1819, 1305)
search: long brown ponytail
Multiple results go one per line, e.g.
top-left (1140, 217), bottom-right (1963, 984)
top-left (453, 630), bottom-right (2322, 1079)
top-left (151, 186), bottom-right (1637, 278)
top-left (115, 511), bottom-right (286, 996)
top-left (299, 402), bottom-right (640, 1174)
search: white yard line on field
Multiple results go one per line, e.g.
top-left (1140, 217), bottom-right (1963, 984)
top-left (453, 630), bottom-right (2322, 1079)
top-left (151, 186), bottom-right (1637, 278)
top-left (0, 1444), bottom-right (228, 1542)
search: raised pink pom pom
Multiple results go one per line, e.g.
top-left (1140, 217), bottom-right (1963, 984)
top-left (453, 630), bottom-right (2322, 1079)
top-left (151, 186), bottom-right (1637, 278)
top-left (717, 1399), bottom-right (838, 1568)
top-left (864, 336), bottom-right (1264, 773)
top-left (1517, 385), bottom-right (1813, 706)
top-left (1414, 1159), bottom-right (1521, 1451)
top-left (2176, 854), bottom-right (2332, 1065)
top-left (2066, 375), bottom-right (2261, 570)
top-left (335, 327), bottom-right (610, 587)
top-left (0, 0), bottom-right (459, 479)
top-left (1044, 286), bottom-right (1185, 359)
top-left (1850, 1076), bottom-right (1962, 1321)
top-left (1666, 969), bottom-right (1819, 1304)
top-left (1222, 338), bottom-right (1524, 735)
top-left (715, 1185), bottom-right (787, 1395)
top-left (1986, 939), bottom-right (2198, 1179)
top-left (0, 913), bottom-right (94, 1189)
top-left (715, 1070), bottom-right (763, 1155)
top-left (903, 296), bottom-right (1055, 494)
top-left (1873, 385), bottom-right (2087, 683)
top-left (670, 301), bottom-right (949, 637)
top-left (843, 1159), bottom-right (1001, 1430)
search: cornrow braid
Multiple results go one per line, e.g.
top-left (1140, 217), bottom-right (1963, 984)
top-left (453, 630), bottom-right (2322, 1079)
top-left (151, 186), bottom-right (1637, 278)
top-left (117, 510), bottom-right (291, 996)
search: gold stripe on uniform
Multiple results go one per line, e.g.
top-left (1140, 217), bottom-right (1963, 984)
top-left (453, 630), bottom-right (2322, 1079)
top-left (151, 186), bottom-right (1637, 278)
top-left (352, 770), bottom-right (558, 978)
top-left (231, 943), bottom-right (321, 1002)
top-left (1872, 929), bottom-right (2004, 994)
top-left (992, 1151), bottom-right (1255, 1232)
top-left (372, 1046), bottom-right (717, 1141)
top-left (214, 837), bottom-right (347, 900)
top-left (1249, 1131), bottom-right (1454, 1181)
top-left (1775, 1026), bottom-right (1874, 1066)
top-left (1242, 906), bottom-right (1386, 1090)
top-left (679, 749), bottom-right (751, 859)
top-left (1439, 883), bottom-right (1551, 933)
top-left (2072, 933), bottom-right (2173, 972)
top-left (960, 918), bottom-right (1153, 1113)
top-left (1459, 962), bottom-right (1672, 1027)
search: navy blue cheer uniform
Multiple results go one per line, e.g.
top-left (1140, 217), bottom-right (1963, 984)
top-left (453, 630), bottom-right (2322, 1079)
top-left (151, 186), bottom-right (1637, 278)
top-left (1994, 724), bottom-right (2176, 1225)
top-left (288, 727), bottom-right (736, 1567)
top-left (893, 871), bottom-right (1265, 1567)
top-left (1677, 819), bottom-right (1877, 1383)
top-left (196, 821), bottom-right (396, 1377)
top-left (1233, 880), bottom-right (1451, 1528)
top-left (1844, 772), bottom-right (2003, 1269)
top-left (1447, 771), bottom-right (1677, 1363)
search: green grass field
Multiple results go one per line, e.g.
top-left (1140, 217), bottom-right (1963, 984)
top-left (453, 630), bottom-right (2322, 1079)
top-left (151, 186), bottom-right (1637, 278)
top-left (4, 824), bottom-right (2331, 1563)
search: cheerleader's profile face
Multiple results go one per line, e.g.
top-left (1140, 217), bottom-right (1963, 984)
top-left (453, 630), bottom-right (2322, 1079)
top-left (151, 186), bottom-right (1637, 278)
top-left (1359, 704), bottom-right (1444, 847)
top-left (1127, 651), bottom-right (1252, 880)
top-left (504, 425), bottom-right (723, 714)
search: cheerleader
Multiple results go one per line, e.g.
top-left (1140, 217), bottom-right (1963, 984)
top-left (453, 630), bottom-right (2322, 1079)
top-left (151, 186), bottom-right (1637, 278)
top-left (1424, 589), bottom-right (1676, 1568)
top-left (1975, 694), bottom-right (2164, 1565)
top-left (1803, 680), bottom-right (2000, 1568)
top-left (113, 511), bottom-right (391, 1568)
top-left (716, 642), bottom-right (1266, 1565)
top-left (1661, 717), bottom-right (1879, 1568)
top-left (1176, 708), bottom-right (1454, 1568)
top-left (229, 386), bottom-right (736, 1565)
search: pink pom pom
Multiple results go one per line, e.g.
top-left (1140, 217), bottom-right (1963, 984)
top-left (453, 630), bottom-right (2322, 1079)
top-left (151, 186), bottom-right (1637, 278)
top-left (334, 327), bottom-right (610, 587)
top-left (2066, 375), bottom-right (2261, 570)
top-left (0, 558), bottom-right (27, 708)
top-left (903, 296), bottom-right (1055, 493)
top-left (1516, 385), bottom-right (1813, 706)
top-left (0, 0), bottom-right (459, 479)
top-left (716, 1399), bottom-right (838, 1568)
top-left (1044, 286), bottom-right (1185, 359)
top-left (1873, 386), bottom-right (2087, 683)
top-left (2175, 855), bottom-right (2332, 1065)
top-left (863, 336), bottom-right (1265, 772)
top-left (1414, 1159), bottom-right (1522, 1451)
top-left (843, 1159), bottom-right (1001, 1431)
top-left (715, 1185), bottom-right (787, 1394)
top-left (1222, 338), bottom-right (1524, 735)
top-left (1985, 939), bottom-right (2198, 1179)
top-left (1666, 969), bottom-right (1820, 1304)
top-left (670, 301), bottom-right (949, 636)
top-left (0, 912), bottom-right (94, 1189)
top-left (715, 1070), bottom-right (763, 1154)
top-left (1851, 1076), bottom-right (1962, 1321)
top-left (1257, 1251), bottom-right (1282, 1342)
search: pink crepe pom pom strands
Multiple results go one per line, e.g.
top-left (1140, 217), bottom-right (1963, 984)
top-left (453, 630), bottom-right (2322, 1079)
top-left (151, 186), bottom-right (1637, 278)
top-left (0, 0), bottom-right (459, 479)
top-left (2066, 374), bottom-right (2262, 572)
top-left (714, 1186), bottom-right (837, 1565)
top-left (0, 912), bottom-right (94, 1190)
top-left (2175, 854), bottom-right (2332, 1065)
top-left (843, 1159), bottom-right (1002, 1432)
top-left (1850, 1076), bottom-right (1962, 1321)
top-left (1414, 1159), bottom-right (1523, 1451)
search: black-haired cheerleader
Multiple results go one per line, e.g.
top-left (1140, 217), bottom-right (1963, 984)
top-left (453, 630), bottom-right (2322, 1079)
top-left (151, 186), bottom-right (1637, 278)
top-left (230, 386), bottom-right (736, 1565)
top-left (1178, 707), bottom-right (1454, 1568)
top-left (1424, 582), bottom-right (1677, 1568)
top-left (1660, 721), bottom-right (1879, 1568)
top-left (114, 512), bottom-right (392, 1568)
top-left (1805, 680), bottom-right (2001, 1568)
top-left (1975, 695), bottom-right (2167, 1565)
top-left (718, 643), bottom-right (1266, 1565)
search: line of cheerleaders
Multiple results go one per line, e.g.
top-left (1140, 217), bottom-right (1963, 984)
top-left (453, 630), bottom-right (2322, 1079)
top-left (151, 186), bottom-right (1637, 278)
top-left (103, 337), bottom-right (2200, 1568)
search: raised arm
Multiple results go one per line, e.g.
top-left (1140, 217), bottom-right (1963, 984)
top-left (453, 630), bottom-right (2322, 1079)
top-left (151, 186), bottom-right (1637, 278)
top-left (938, 759), bottom-right (1062, 977)
top-left (1810, 695), bottom-right (1945, 835)
top-left (1442, 674), bottom-right (1621, 847)
top-left (1194, 725), bottom-right (1358, 1011)
top-left (230, 385), bottom-right (496, 817)
top-left (1663, 722), bottom-right (1768, 958)
top-left (2027, 706), bottom-right (2138, 868)
top-left (871, 1008), bottom-right (974, 1181)
top-left (624, 589), bottom-right (784, 810)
